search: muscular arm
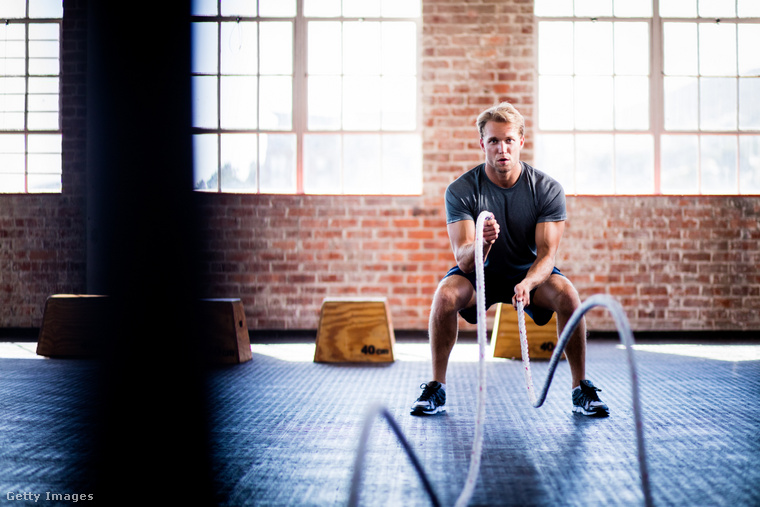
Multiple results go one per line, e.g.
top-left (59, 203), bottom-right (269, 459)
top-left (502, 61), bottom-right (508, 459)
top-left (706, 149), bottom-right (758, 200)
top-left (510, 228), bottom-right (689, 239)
top-left (447, 216), bottom-right (500, 274)
top-left (512, 220), bottom-right (564, 308)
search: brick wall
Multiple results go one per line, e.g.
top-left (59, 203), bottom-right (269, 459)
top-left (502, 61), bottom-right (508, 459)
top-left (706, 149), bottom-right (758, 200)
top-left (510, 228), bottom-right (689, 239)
top-left (0, 0), bottom-right (758, 333)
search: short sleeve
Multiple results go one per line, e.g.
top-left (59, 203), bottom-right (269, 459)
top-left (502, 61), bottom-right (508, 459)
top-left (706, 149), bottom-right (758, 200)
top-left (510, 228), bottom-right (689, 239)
top-left (537, 179), bottom-right (567, 223)
top-left (445, 181), bottom-right (476, 224)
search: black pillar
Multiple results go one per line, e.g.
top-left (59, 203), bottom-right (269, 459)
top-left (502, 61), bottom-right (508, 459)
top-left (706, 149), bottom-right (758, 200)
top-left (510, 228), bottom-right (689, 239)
top-left (86, 2), bottom-right (212, 502)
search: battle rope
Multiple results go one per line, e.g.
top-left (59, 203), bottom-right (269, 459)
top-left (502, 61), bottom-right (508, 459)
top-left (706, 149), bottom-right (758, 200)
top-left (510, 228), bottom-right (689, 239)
top-left (348, 210), bottom-right (653, 507)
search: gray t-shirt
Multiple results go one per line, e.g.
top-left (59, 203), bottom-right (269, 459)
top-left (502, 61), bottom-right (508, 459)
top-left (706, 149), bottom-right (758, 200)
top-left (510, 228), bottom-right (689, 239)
top-left (445, 161), bottom-right (567, 273)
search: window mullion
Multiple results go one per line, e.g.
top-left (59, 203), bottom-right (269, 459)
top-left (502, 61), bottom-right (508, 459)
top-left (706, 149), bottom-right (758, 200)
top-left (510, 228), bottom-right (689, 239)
top-left (652, 2), bottom-right (664, 194)
top-left (294, 0), bottom-right (306, 194)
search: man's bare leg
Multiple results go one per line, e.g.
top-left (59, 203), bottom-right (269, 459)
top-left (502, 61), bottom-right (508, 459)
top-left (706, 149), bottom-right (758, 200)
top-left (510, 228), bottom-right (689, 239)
top-left (429, 275), bottom-right (476, 385)
top-left (531, 274), bottom-right (585, 389)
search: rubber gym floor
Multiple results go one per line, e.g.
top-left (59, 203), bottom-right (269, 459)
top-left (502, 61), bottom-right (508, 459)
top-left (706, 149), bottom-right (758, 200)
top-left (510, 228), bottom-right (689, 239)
top-left (0, 337), bottom-right (758, 506)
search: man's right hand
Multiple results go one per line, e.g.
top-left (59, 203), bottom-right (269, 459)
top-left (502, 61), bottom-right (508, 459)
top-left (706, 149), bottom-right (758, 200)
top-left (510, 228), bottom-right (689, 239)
top-left (482, 216), bottom-right (499, 245)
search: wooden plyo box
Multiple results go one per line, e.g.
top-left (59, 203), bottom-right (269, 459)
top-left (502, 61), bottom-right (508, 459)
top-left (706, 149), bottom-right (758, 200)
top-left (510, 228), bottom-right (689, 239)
top-left (37, 294), bottom-right (113, 358)
top-left (491, 302), bottom-right (564, 361)
top-left (314, 298), bottom-right (395, 363)
top-left (198, 298), bottom-right (252, 365)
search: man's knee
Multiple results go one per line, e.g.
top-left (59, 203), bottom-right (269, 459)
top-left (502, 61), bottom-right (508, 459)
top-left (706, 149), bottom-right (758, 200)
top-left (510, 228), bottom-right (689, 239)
top-left (431, 277), bottom-right (474, 316)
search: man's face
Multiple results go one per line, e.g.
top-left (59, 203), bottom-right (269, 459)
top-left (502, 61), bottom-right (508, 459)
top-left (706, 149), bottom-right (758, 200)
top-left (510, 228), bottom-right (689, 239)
top-left (479, 121), bottom-right (524, 182)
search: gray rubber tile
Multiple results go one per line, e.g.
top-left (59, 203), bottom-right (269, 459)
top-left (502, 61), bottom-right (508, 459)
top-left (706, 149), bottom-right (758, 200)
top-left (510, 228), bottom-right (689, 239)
top-left (0, 339), bottom-right (758, 506)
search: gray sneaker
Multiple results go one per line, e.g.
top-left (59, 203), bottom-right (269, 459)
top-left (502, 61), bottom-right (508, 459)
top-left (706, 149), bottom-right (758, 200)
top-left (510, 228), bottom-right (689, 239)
top-left (572, 379), bottom-right (609, 417)
top-left (410, 381), bottom-right (446, 415)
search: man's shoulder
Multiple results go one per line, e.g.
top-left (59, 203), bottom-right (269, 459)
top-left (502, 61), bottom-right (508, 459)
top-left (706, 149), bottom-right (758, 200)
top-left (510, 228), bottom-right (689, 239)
top-left (522, 162), bottom-right (564, 194)
top-left (447, 163), bottom-right (484, 193)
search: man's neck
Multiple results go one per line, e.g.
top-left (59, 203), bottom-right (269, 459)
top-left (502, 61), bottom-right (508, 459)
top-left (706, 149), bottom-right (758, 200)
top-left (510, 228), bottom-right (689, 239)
top-left (484, 161), bottom-right (522, 189)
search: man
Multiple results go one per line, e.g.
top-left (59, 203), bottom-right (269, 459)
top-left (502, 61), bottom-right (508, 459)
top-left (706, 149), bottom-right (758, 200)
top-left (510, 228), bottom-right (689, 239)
top-left (410, 102), bottom-right (608, 417)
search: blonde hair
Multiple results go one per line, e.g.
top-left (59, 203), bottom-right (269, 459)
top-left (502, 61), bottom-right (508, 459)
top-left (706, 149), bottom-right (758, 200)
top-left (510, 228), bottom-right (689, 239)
top-left (476, 102), bottom-right (525, 139)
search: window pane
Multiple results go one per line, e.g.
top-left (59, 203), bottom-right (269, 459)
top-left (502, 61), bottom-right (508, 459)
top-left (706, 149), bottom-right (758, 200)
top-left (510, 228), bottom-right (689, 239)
top-left (260, 22), bottom-right (293, 75)
top-left (615, 134), bottom-right (654, 194)
top-left (738, 25), bottom-right (760, 76)
top-left (664, 76), bottom-right (698, 130)
top-left (614, 0), bottom-right (652, 17)
top-left (192, 23), bottom-right (218, 74)
top-left (576, 134), bottom-right (614, 194)
top-left (193, 134), bottom-right (219, 191)
top-left (700, 77), bottom-right (737, 131)
top-left (343, 134), bottom-right (381, 194)
top-left (308, 76), bottom-right (342, 130)
top-left (259, 0), bottom-right (296, 17)
top-left (538, 76), bottom-right (574, 130)
top-left (304, 134), bottom-right (341, 194)
top-left (0, 24), bottom-right (26, 76)
top-left (221, 0), bottom-right (256, 17)
top-left (538, 22), bottom-right (573, 75)
top-left (698, 0), bottom-right (735, 18)
top-left (27, 134), bottom-right (61, 171)
top-left (382, 134), bottom-right (421, 194)
top-left (304, 0), bottom-right (341, 17)
top-left (382, 0), bottom-right (421, 17)
top-left (699, 23), bottom-right (736, 76)
top-left (27, 173), bottom-right (59, 192)
top-left (663, 23), bottom-right (697, 76)
top-left (308, 22), bottom-right (342, 75)
top-left (700, 135), bottom-right (737, 194)
top-left (661, 135), bottom-right (699, 194)
top-left (192, 0), bottom-right (217, 16)
top-left (615, 76), bottom-right (649, 130)
top-left (575, 22), bottom-right (613, 76)
top-left (739, 136), bottom-right (760, 193)
top-left (0, 173), bottom-right (25, 192)
top-left (739, 78), bottom-right (760, 131)
top-left (192, 76), bottom-right (218, 128)
top-left (343, 76), bottom-right (381, 130)
top-left (381, 75), bottom-right (416, 130)
top-left (220, 133), bottom-right (257, 192)
top-left (738, 0), bottom-right (760, 17)
top-left (382, 22), bottom-right (416, 76)
top-left (220, 76), bottom-right (257, 129)
top-left (29, 0), bottom-right (63, 18)
top-left (575, 76), bottom-right (613, 130)
top-left (660, 0), bottom-right (697, 17)
top-left (534, 0), bottom-right (573, 16)
top-left (220, 22), bottom-right (257, 75)
top-left (574, 0), bottom-right (612, 17)
top-left (259, 133), bottom-right (296, 193)
top-left (343, 0), bottom-right (381, 17)
top-left (259, 76), bottom-right (292, 130)
top-left (343, 22), bottom-right (381, 76)
top-left (614, 22), bottom-right (648, 76)
top-left (535, 134), bottom-right (575, 194)
top-left (0, 1), bottom-right (24, 18)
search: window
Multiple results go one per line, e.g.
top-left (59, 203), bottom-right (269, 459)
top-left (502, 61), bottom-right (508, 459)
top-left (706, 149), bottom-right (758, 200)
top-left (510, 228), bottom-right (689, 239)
top-left (191, 0), bottom-right (422, 195)
top-left (0, 0), bottom-right (63, 194)
top-left (535, 0), bottom-right (760, 195)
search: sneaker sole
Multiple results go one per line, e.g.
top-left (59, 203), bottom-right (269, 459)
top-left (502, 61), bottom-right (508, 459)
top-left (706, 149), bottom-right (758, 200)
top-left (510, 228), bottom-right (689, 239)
top-left (410, 406), bottom-right (446, 416)
top-left (572, 405), bottom-right (610, 417)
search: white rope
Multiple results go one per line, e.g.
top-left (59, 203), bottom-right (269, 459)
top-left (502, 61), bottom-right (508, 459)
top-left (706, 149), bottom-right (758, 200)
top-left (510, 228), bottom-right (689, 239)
top-left (516, 300), bottom-right (537, 405)
top-left (349, 212), bottom-right (653, 507)
top-left (453, 210), bottom-right (492, 507)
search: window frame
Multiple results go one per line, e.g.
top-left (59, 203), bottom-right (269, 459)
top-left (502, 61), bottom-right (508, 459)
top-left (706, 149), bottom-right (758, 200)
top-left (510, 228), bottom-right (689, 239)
top-left (0, 3), bottom-right (63, 194)
top-left (534, 2), bottom-right (760, 196)
top-left (191, 1), bottom-right (423, 195)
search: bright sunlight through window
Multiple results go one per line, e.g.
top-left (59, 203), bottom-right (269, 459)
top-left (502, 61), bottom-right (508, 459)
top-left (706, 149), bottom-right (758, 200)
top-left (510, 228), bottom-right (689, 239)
top-left (191, 0), bottom-right (422, 195)
top-left (534, 0), bottom-right (760, 195)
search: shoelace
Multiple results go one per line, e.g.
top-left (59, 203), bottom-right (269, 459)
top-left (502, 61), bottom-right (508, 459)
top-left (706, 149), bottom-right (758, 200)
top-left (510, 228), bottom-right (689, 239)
top-left (583, 383), bottom-right (602, 401)
top-left (418, 383), bottom-right (438, 401)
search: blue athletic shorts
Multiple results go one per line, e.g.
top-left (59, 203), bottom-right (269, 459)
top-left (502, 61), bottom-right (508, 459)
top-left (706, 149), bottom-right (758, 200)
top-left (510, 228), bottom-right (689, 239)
top-left (444, 265), bottom-right (565, 326)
